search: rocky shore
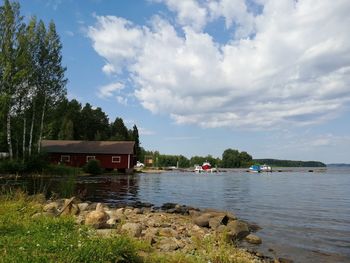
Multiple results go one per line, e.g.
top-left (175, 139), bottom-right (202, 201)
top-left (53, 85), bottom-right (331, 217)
top-left (36, 197), bottom-right (293, 263)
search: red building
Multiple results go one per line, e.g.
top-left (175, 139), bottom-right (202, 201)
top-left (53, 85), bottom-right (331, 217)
top-left (41, 140), bottom-right (135, 173)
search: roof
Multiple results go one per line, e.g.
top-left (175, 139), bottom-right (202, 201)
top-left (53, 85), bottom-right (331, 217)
top-left (41, 140), bottom-right (135, 154)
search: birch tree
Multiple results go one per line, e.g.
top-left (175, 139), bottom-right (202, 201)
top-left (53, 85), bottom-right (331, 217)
top-left (0, 0), bottom-right (23, 159)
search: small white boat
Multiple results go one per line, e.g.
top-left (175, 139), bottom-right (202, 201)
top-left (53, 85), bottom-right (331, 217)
top-left (260, 164), bottom-right (272, 172)
top-left (194, 162), bottom-right (217, 173)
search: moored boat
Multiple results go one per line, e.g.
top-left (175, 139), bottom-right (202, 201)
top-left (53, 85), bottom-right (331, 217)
top-left (249, 165), bottom-right (261, 173)
top-left (194, 161), bottom-right (217, 173)
top-left (260, 164), bottom-right (272, 172)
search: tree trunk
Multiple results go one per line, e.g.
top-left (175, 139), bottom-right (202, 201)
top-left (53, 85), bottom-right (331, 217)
top-left (6, 105), bottom-right (13, 159)
top-left (37, 96), bottom-right (47, 153)
top-left (23, 117), bottom-right (26, 160)
top-left (29, 100), bottom-right (36, 156)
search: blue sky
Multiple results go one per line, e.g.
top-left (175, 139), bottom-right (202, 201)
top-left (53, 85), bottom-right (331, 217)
top-left (17, 0), bottom-right (350, 163)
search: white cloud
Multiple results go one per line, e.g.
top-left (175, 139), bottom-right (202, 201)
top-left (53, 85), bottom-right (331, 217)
top-left (116, 96), bottom-right (128, 106)
top-left (154, 0), bottom-right (208, 31)
top-left (88, 0), bottom-right (350, 129)
top-left (98, 82), bottom-right (124, 98)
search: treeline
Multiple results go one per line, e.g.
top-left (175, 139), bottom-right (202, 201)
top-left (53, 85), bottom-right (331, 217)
top-left (142, 148), bottom-right (253, 168)
top-left (46, 98), bottom-right (141, 159)
top-left (0, 1), bottom-right (141, 161)
top-left (253, 159), bottom-right (326, 167)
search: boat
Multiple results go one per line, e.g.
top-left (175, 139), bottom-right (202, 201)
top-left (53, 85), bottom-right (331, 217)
top-left (260, 164), bottom-right (272, 172)
top-left (249, 165), bottom-right (261, 173)
top-left (194, 161), bottom-right (217, 173)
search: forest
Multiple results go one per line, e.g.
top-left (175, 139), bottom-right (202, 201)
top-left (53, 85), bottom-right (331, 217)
top-left (0, 0), bottom-right (141, 161)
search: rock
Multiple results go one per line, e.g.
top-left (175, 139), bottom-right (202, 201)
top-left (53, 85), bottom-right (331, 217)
top-left (226, 220), bottom-right (250, 240)
top-left (75, 214), bottom-right (85, 225)
top-left (189, 209), bottom-right (201, 218)
top-left (121, 223), bottom-right (142, 238)
top-left (157, 237), bottom-right (180, 252)
top-left (158, 227), bottom-right (178, 238)
top-left (161, 203), bottom-right (177, 210)
top-left (77, 202), bottom-right (90, 212)
top-left (193, 213), bottom-right (212, 227)
top-left (43, 202), bottom-right (59, 213)
top-left (59, 197), bottom-right (80, 216)
top-left (278, 258), bottom-right (294, 263)
top-left (248, 222), bottom-right (261, 232)
top-left (244, 234), bottom-right (262, 244)
top-left (85, 204), bottom-right (109, 229)
top-left (106, 217), bottom-right (119, 227)
top-left (134, 208), bottom-right (143, 214)
top-left (208, 215), bottom-right (229, 229)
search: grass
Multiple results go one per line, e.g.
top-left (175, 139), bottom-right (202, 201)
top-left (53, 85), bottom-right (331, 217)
top-left (0, 192), bottom-right (261, 263)
top-left (0, 191), bottom-right (142, 263)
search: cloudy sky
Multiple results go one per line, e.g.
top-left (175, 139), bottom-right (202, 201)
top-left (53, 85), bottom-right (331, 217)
top-left (19, 0), bottom-right (350, 163)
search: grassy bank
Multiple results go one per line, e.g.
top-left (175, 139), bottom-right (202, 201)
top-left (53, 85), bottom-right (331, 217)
top-left (0, 192), bottom-right (261, 263)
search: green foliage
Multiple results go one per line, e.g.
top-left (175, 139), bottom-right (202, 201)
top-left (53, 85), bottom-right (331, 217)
top-left (83, 159), bottom-right (103, 175)
top-left (253, 159), bottom-right (326, 167)
top-left (0, 159), bottom-right (25, 174)
top-left (0, 195), bottom-right (142, 263)
top-left (24, 153), bottom-right (49, 173)
top-left (43, 164), bottom-right (80, 176)
top-left (221, 149), bottom-right (252, 168)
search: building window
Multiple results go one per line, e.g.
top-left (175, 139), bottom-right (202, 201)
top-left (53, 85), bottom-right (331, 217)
top-left (112, 156), bottom-right (121, 163)
top-left (61, 155), bottom-right (70, 162)
top-left (86, 156), bottom-right (95, 162)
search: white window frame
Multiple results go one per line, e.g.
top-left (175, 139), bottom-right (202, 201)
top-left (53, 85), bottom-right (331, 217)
top-left (61, 155), bottom-right (70, 162)
top-left (86, 156), bottom-right (96, 162)
top-left (112, 156), bottom-right (121, 163)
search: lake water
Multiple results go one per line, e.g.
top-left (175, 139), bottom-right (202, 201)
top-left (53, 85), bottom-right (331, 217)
top-left (1, 167), bottom-right (350, 263)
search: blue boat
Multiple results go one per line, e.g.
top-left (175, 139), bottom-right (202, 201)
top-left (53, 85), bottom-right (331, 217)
top-left (249, 165), bottom-right (261, 173)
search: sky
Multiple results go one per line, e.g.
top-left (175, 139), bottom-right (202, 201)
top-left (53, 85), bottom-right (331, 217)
top-left (17, 0), bottom-right (350, 163)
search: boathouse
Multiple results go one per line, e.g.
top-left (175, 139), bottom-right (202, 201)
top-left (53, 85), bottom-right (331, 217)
top-left (41, 140), bottom-right (136, 173)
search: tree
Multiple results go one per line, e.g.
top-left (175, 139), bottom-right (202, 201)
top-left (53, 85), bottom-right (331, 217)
top-left (0, 0), bottom-right (24, 159)
top-left (36, 20), bottom-right (67, 153)
top-left (222, 148), bottom-right (240, 168)
top-left (110, 117), bottom-right (129, 141)
top-left (131, 125), bottom-right (141, 161)
top-left (238, 151), bottom-right (252, 167)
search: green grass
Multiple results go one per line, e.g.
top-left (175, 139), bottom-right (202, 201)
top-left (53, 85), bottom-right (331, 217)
top-left (0, 192), bottom-right (261, 263)
top-left (0, 192), bottom-right (142, 263)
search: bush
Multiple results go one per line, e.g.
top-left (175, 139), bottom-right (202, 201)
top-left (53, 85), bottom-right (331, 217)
top-left (0, 159), bottom-right (25, 174)
top-left (83, 159), bottom-right (103, 175)
top-left (24, 153), bottom-right (49, 173)
top-left (43, 164), bottom-right (80, 176)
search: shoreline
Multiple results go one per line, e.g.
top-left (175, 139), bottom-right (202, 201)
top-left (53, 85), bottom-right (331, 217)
top-left (36, 196), bottom-right (293, 263)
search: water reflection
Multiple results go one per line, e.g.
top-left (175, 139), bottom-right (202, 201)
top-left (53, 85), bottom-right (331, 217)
top-left (1, 168), bottom-right (350, 263)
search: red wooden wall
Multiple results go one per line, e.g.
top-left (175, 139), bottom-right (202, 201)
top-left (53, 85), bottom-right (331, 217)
top-left (49, 153), bottom-right (134, 169)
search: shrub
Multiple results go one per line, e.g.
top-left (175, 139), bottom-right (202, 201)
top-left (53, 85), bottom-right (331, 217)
top-left (0, 159), bottom-right (25, 174)
top-left (83, 159), bottom-right (103, 175)
top-left (24, 153), bottom-right (49, 173)
top-left (43, 164), bottom-right (80, 176)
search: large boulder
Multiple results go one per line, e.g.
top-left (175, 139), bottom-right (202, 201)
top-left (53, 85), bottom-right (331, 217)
top-left (121, 223), bottom-right (142, 238)
top-left (193, 213), bottom-right (212, 227)
top-left (208, 214), bottom-right (229, 229)
top-left (43, 202), bottom-right (59, 214)
top-left (226, 220), bottom-right (250, 240)
top-left (85, 203), bottom-right (109, 228)
top-left (244, 234), bottom-right (262, 244)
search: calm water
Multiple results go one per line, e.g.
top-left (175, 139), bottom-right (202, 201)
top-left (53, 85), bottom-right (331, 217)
top-left (1, 167), bottom-right (350, 263)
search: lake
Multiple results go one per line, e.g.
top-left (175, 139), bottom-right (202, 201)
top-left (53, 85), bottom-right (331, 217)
top-left (1, 167), bottom-right (349, 263)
